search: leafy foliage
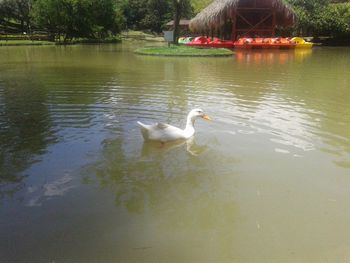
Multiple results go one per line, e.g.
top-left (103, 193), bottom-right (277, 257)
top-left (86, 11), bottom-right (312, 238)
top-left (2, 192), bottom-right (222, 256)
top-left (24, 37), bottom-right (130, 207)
top-left (191, 0), bottom-right (212, 14)
top-left (0, 0), bottom-right (32, 33)
top-left (116, 0), bottom-right (193, 33)
top-left (31, 0), bottom-right (120, 40)
top-left (321, 3), bottom-right (350, 37)
top-left (287, 0), bottom-right (350, 37)
top-left (0, 0), bottom-right (349, 41)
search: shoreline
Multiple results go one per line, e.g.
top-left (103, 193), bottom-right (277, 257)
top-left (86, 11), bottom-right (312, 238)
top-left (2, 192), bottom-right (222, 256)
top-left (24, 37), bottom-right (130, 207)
top-left (1, 37), bottom-right (349, 48)
top-left (0, 38), bottom-right (121, 47)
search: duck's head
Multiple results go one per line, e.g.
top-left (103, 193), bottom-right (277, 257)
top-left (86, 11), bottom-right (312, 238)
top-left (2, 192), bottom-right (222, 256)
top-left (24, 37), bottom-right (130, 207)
top-left (188, 109), bottom-right (211, 121)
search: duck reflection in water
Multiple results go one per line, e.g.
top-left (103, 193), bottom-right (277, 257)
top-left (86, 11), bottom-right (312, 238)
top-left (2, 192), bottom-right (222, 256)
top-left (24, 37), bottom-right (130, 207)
top-left (141, 136), bottom-right (208, 157)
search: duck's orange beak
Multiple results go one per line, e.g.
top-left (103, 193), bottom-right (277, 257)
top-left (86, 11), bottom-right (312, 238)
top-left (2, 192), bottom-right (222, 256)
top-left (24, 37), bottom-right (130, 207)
top-left (202, 114), bottom-right (211, 121)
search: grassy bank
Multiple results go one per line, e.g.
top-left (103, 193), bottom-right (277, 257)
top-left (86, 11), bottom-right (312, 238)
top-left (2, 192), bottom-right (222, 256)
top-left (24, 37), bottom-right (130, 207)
top-left (0, 36), bottom-right (121, 46)
top-left (121, 30), bottom-right (164, 42)
top-left (0, 40), bottom-right (54, 46)
top-left (134, 45), bottom-right (234, 57)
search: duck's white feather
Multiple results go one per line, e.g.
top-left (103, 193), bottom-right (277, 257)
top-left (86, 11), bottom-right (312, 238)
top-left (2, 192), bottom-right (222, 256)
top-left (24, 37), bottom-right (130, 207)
top-left (137, 121), bottom-right (187, 142)
top-left (137, 109), bottom-right (209, 143)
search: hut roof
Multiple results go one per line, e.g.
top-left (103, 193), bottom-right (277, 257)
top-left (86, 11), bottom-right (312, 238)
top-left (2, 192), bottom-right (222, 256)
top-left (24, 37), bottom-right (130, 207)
top-left (190, 0), bottom-right (295, 32)
top-left (166, 19), bottom-right (191, 26)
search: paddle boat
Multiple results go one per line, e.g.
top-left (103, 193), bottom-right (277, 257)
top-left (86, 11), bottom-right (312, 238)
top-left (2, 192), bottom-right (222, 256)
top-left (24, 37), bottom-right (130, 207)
top-left (185, 36), bottom-right (234, 49)
top-left (178, 37), bottom-right (194, 44)
top-left (234, 37), bottom-right (296, 49)
top-left (184, 36), bottom-right (314, 49)
top-left (291, 37), bottom-right (314, 49)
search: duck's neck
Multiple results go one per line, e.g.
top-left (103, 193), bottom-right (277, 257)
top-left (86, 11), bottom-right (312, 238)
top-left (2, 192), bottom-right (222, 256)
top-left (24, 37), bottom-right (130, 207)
top-left (184, 115), bottom-right (195, 138)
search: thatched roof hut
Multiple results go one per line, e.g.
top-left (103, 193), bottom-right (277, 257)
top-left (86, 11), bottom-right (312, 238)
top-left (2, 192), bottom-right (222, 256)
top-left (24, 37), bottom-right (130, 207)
top-left (190, 0), bottom-right (295, 39)
top-left (166, 20), bottom-right (191, 27)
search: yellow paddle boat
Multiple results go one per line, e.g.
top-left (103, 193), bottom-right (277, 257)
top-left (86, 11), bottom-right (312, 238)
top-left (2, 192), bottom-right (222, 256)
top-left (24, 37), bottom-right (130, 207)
top-left (291, 37), bottom-right (314, 49)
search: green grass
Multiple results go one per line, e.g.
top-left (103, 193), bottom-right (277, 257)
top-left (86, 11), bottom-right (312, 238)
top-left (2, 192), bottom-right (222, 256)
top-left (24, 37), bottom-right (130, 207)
top-left (0, 40), bottom-right (54, 46)
top-left (121, 30), bottom-right (164, 42)
top-left (134, 45), bottom-right (233, 57)
top-left (0, 36), bottom-right (121, 46)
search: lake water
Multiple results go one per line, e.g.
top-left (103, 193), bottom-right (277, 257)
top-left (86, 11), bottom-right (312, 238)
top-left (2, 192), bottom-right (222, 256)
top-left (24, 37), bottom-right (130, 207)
top-left (0, 43), bottom-right (350, 263)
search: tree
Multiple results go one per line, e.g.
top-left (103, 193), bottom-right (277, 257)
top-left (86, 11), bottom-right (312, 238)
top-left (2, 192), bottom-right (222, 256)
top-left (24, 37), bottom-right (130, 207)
top-left (140, 0), bottom-right (172, 32)
top-left (31, 0), bottom-right (70, 40)
top-left (31, 0), bottom-right (120, 41)
top-left (319, 3), bottom-right (350, 37)
top-left (0, 0), bottom-right (32, 33)
top-left (172, 0), bottom-right (192, 43)
top-left (172, 0), bottom-right (181, 43)
top-left (115, 0), bottom-right (148, 30)
top-left (116, 0), bottom-right (192, 33)
top-left (287, 0), bottom-right (350, 38)
top-left (287, 0), bottom-right (329, 36)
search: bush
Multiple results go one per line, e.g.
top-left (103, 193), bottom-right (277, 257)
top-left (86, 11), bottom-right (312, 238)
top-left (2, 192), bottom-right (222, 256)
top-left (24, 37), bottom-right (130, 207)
top-left (321, 3), bottom-right (350, 37)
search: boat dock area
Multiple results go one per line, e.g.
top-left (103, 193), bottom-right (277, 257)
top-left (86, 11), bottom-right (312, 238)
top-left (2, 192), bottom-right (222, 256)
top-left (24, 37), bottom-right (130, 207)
top-left (182, 36), bottom-right (313, 49)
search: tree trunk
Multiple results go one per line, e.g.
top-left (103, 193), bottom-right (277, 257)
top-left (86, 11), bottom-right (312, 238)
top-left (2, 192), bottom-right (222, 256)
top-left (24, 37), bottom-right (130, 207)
top-left (172, 0), bottom-right (182, 44)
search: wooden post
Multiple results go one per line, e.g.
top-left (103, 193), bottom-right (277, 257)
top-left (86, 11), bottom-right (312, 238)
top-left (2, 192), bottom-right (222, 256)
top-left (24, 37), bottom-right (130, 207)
top-left (272, 10), bottom-right (276, 37)
top-left (231, 10), bottom-right (236, 40)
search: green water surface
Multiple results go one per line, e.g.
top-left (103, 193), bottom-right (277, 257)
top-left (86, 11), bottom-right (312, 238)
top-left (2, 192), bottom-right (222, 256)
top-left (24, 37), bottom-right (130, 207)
top-left (0, 43), bottom-right (350, 263)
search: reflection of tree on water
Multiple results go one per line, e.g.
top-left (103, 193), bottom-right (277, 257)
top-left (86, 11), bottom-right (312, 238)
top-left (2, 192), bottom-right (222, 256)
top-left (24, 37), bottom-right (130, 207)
top-left (88, 132), bottom-right (238, 257)
top-left (92, 135), bottom-right (210, 214)
top-left (0, 45), bottom-right (132, 201)
top-left (89, 129), bottom-right (236, 206)
top-left (0, 77), bottom-right (54, 199)
top-left (281, 50), bottom-right (350, 167)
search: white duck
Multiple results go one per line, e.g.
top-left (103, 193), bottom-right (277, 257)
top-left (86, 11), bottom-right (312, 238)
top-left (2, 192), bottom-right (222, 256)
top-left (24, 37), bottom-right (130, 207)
top-left (137, 109), bottom-right (211, 143)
